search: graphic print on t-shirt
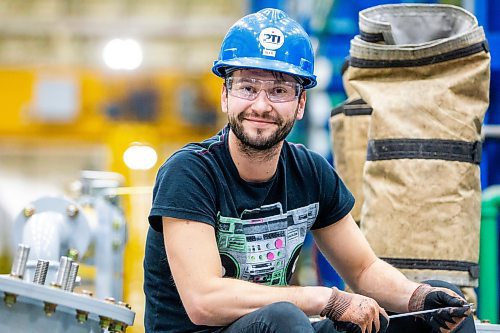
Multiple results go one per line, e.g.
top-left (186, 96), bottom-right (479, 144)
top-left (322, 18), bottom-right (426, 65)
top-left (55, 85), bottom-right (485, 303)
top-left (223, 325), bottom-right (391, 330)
top-left (216, 202), bottom-right (319, 286)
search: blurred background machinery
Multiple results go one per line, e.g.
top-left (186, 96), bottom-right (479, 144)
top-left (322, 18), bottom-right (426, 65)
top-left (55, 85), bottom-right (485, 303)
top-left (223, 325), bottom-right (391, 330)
top-left (0, 0), bottom-right (498, 332)
top-left (11, 171), bottom-right (128, 300)
top-left (0, 170), bottom-right (135, 332)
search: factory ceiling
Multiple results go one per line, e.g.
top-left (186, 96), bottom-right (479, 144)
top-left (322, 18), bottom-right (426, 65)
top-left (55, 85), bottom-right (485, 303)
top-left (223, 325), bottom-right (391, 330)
top-left (0, 0), bottom-right (246, 72)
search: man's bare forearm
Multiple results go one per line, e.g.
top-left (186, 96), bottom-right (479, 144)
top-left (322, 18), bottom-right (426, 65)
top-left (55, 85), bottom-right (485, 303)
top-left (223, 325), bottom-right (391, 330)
top-left (353, 258), bottom-right (420, 313)
top-left (185, 278), bottom-right (331, 326)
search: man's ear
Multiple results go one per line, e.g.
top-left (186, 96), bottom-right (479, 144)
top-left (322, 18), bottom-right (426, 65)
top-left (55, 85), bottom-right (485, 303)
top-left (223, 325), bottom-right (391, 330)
top-left (296, 90), bottom-right (306, 120)
top-left (221, 84), bottom-right (228, 113)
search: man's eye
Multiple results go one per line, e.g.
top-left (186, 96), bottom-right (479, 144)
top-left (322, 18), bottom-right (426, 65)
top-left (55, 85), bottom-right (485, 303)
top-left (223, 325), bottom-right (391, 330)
top-left (239, 85), bottom-right (257, 93)
top-left (273, 87), bottom-right (288, 95)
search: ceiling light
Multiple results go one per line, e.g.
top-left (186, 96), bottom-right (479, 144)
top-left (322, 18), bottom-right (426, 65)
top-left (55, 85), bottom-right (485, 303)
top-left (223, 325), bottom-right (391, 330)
top-left (103, 38), bottom-right (143, 70)
top-left (123, 144), bottom-right (157, 170)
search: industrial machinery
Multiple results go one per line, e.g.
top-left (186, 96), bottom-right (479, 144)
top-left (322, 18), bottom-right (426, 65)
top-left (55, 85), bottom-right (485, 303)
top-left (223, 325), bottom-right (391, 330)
top-left (11, 170), bottom-right (127, 300)
top-left (0, 171), bottom-right (135, 332)
top-left (0, 246), bottom-right (134, 332)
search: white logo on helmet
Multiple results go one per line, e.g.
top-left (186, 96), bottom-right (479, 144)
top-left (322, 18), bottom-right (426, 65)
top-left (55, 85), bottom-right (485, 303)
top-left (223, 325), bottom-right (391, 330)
top-left (259, 28), bottom-right (285, 51)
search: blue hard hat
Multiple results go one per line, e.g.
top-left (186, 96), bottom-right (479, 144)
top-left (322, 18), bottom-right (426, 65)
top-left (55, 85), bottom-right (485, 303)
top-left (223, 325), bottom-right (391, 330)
top-left (212, 8), bottom-right (317, 89)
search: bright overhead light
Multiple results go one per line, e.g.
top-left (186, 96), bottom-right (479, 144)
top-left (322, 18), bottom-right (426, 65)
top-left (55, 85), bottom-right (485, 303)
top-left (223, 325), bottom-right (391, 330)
top-left (103, 38), bottom-right (143, 70)
top-left (123, 144), bottom-right (158, 170)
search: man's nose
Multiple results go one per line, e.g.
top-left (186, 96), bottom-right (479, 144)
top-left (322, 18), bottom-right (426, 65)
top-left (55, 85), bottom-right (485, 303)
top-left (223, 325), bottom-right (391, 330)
top-left (251, 90), bottom-right (273, 112)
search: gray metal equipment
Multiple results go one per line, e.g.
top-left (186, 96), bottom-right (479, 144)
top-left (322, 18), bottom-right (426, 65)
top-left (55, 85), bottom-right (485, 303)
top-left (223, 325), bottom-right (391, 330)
top-left (1, 171), bottom-right (135, 332)
top-left (0, 244), bottom-right (134, 333)
top-left (11, 171), bottom-right (127, 300)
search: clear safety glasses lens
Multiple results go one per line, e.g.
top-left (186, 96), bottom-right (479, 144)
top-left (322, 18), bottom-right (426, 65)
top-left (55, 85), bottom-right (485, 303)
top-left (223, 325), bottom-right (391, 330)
top-left (226, 77), bottom-right (301, 103)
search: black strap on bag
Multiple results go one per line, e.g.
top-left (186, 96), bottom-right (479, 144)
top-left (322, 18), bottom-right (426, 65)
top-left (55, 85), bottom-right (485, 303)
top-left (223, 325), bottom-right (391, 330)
top-left (367, 139), bottom-right (482, 164)
top-left (350, 41), bottom-right (489, 68)
top-left (381, 257), bottom-right (480, 279)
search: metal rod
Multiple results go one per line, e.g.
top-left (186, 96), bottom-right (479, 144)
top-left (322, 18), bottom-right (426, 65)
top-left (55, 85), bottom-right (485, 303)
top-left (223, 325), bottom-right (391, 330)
top-left (10, 244), bottom-right (30, 279)
top-left (483, 125), bottom-right (500, 139)
top-left (64, 262), bottom-right (79, 292)
top-left (33, 259), bottom-right (50, 285)
top-left (53, 256), bottom-right (73, 288)
top-left (389, 303), bottom-right (474, 319)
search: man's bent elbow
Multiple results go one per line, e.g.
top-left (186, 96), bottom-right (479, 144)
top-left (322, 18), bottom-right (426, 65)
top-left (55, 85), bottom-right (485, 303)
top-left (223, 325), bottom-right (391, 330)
top-left (181, 278), bottom-right (230, 325)
top-left (185, 299), bottom-right (211, 325)
top-left (184, 295), bottom-right (222, 326)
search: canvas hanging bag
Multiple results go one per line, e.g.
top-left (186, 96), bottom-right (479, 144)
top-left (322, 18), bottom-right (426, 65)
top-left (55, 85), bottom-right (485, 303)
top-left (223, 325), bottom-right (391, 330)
top-left (347, 4), bottom-right (490, 287)
top-left (330, 63), bottom-right (372, 223)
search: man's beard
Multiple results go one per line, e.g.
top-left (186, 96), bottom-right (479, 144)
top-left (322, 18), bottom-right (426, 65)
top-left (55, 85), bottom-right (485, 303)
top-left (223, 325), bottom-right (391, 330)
top-left (228, 107), bottom-right (298, 152)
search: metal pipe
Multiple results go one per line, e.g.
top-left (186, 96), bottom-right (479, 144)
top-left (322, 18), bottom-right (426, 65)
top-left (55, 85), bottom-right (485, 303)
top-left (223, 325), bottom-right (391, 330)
top-left (479, 185), bottom-right (500, 324)
top-left (21, 212), bottom-right (65, 264)
top-left (483, 125), bottom-right (500, 139)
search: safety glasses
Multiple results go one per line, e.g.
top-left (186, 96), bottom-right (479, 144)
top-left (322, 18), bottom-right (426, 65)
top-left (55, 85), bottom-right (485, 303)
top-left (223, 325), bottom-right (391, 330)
top-left (226, 77), bottom-right (302, 103)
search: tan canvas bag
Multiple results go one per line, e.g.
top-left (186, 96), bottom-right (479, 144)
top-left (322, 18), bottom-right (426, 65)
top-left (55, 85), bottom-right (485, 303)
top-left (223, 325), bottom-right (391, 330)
top-left (346, 4), bottom-right (490, 287)
top-left (330, 64), bottom-right (371, 223)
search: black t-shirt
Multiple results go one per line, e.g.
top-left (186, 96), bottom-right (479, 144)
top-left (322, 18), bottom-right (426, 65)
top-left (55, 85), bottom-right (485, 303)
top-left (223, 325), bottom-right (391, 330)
top-left (144, 126), bottom-right (355, 333)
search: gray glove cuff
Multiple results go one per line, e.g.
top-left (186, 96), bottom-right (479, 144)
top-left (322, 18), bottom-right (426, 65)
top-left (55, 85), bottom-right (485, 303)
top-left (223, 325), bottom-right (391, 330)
top-left (320, 287), bottom-right (350, 320)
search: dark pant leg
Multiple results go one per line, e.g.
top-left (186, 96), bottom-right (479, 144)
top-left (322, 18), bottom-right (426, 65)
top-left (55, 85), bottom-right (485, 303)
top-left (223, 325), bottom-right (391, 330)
top-left (311, 319), bottom-right (342, 333)
top-left (215, 302), bottom-right (318, 333)
top-left (387, 280), bottom-right (476, 333)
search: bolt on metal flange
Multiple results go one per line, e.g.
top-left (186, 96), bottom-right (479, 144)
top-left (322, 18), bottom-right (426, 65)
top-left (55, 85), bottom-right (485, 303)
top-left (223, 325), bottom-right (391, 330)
top-left (108, 301), bottom-right (132, 332)
top-left (67, 248), bottom-right (79, 261)
top-left (117, 300), bottom-right (132, 310)
top-left (109, 321), bottom-right (127, 333)
top-left (44, 302), bottom-right (57, 316)
top-left (98, 298), bottom-right (116, 329)
top-left (23, 205), bottom-right (35, 217)
top-left (66, 204), bottom-right (79, 217)
top-left (104, 297), bottom-right (116, 304)
top-left (112, 218), bottom-right (121, 230)
top-left (99, 316), bottom-right (111, 329)
top-left (81, 290), bottom-right (93, 297)
top-left (75, 309), bottom-right (89, 324)
top-left (3, 292), bottom-right (17, 307)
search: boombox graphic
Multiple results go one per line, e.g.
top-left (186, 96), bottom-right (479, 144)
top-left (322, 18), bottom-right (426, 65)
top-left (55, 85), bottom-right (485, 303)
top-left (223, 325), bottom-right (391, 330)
top-left (217, 202), bottom-right (318, 286)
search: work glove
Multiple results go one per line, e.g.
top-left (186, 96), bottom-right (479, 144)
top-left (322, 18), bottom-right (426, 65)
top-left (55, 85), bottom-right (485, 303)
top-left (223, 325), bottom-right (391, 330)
top-left (320, 287), bottom-right (389, 333)
top-left (408, 284), bottom-right (472, 333)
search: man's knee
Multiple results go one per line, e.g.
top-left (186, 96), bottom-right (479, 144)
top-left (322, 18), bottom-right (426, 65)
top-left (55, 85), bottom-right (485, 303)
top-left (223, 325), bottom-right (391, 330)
top-left (224, 302), bottom-right (314, 333)
top-left (259, 302), bottom-right (311, 328)
top-left (422, 279), bottom-right (465, 297)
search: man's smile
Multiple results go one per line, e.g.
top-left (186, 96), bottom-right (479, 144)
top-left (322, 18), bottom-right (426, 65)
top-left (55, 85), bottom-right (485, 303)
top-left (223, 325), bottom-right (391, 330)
top-left (244, 117), bottom-right (277, 126)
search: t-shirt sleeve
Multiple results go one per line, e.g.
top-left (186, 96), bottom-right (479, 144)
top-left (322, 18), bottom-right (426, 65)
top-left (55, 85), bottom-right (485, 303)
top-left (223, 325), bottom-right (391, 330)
top-left (310, 152), bottom-right (355, 230)
top-left (148, 150), bottom-right (217, 232)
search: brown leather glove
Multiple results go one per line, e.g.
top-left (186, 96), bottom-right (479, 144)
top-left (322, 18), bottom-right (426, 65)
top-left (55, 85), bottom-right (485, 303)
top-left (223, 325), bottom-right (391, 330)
top-left (320, 287), bottom-right (389, 333)
top-left (409, 284), bottom-right (472, 333)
